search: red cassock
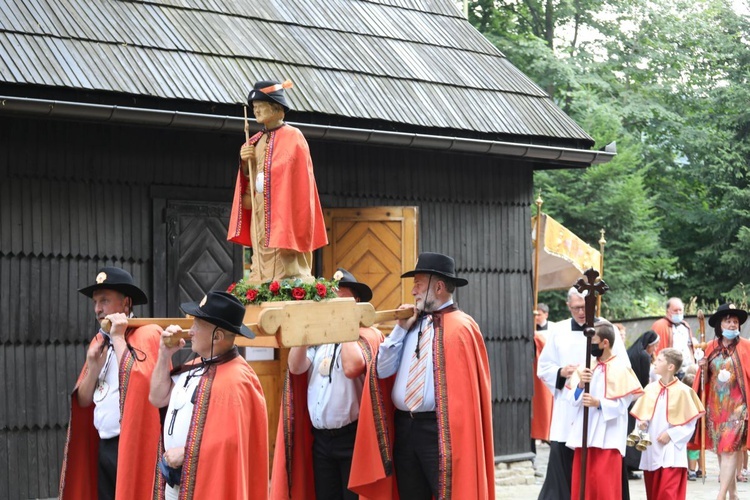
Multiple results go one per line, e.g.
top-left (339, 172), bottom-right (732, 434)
top-left (270, 327), bottom-right (382, 499)
top-left (531, 332), bottom-right (553, 441)
top-left (571, 448), bottom-right (621, 500)
top-left (228, 125), bottom-right (328, 252)
top-left (644, 468), bottom-right (687, 500)
top-left (59, 325), bottom-right (162, 500)
top-left (349, 310), bottom-right (495, 500)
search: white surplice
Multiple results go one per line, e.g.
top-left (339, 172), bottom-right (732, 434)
top-left (564, 359), bottom-right (634, 456)
top-left (637, 390), bottom-right (698, 470)
top-left (537, 318), bottom-right (631, 442)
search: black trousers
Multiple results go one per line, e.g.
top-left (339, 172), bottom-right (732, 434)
top-left (311, 421), bottom-right (358, 500)
top-left (98, 435), bottom-right (119, 500)
top-left (538, 440), bottom-right (574, 500)
top-left (394, 410), bottom-right (439, 500)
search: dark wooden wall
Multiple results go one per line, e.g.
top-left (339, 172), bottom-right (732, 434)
top-left (0, 115), bottom-right (535, 497)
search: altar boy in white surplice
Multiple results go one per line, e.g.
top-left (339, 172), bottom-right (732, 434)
top-left (565, 320), bottom-right (644, 500)
top-left (630, 348), bottom-right (704, 500)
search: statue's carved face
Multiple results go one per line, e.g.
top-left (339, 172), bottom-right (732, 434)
top-left (252, 101), bottom-right (284, 125)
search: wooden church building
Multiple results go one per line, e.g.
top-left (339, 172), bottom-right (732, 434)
top-left (0, 0), bottom-right (613, 496)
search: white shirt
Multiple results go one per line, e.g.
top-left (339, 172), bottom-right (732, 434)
top-left (377, 301), bottom-right (454, 412)
top-left (637, 388), bottom-right (698, 470)
top-left (163, 367), bottom-right (203, 500)
top-left (672, 323), bottom-right (695, 367)
top-left (93, 343), bottom-right (121, 439)
top-left (565, 359), bottom-right (634, 456)
top-left (537, 318), bottom-right (630, 442)
top-left (306, 343), bottom-right (364, 429)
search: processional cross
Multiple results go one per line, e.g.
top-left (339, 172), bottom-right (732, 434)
top-left (573, 268), bottom-right (609, 500)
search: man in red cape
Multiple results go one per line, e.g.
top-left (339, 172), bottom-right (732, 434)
top-left (59, 267), bottom-right (163, 500)
top-left (350, 252), bottom-right (495, 499)
top-left (652, 297), bottom-right (695, 367)
top-left (150, 291), bottom-right (268, 500)
top-left (228, 79), bottom-right (327, 282)
top-left (270, 269), bottom-right (384, 499)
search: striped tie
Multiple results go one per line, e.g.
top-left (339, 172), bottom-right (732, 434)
top-left (404, 315), bottom-right (433, 411)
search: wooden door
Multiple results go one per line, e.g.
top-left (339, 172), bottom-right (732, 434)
top-left (322, 207), bottom-right (419, 317)
top-left (163, 200), bottom-right (242, 314)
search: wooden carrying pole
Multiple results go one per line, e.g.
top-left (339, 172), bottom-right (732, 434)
top-left (574, 269), bottom-right (609, 500)
top-left (698, 309), bottom-right (707, 483)
top-left (100, 308), bottom-right (414, 348)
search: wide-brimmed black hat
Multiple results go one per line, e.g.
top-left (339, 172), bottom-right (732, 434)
top-left (181, 291), bottom-right (254, 338)
top-left (247, 80), bottom-right (292, 112)
top-left (333, 268), bottom-right (373, 302)
top-left (709, 303), bottom-right (748, 328)
top-left (401, 252), bottom-right (468, 287)
top-left (78, 267), bottom-right (148, 305)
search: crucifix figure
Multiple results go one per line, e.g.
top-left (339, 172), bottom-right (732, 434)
top-left (573, 268), bottom-right (608, 500)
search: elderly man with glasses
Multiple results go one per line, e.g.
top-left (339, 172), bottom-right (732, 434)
top-left (536, 287), bottom-right (630, 500)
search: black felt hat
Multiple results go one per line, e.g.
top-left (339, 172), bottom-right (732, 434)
top-left (708, 303), bottom-right (748, 328)
top-left (333, 268), bottom-right (373, 303)
top-left (247, 80), bottom-right (292, 112)
top-left (180, 291), bottom-right (254, 339)
top-left (78, 267), bottom-right (148, 305)
top-left (401, 252), bottom-right (468, 287)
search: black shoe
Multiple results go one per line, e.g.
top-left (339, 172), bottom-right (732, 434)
top-left (628, 472), bottom-right (642, 480)
top-left (696, 469), bottom-right (703, 478)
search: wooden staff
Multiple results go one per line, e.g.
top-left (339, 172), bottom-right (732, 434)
top-left (698, 309), bottom-right (707, 483)
top-left (574, 268), bottom-right (609, 500)
top-left (532, 193), bottom-right (543, 316)
top-left (596, 228), bottom-right (606, 316)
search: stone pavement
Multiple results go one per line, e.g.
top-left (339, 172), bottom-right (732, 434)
top-left (497, 441), bottom-right (750, 499)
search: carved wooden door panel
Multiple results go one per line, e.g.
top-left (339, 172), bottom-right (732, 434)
top-left (322, 207), bottom-right (418, 314)
top-left (164, 201), bottom-right (243, 317)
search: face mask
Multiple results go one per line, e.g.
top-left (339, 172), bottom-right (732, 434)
top-left (591, 343), bottom-right (604, 358)
top-left (671, 314), bottom-right (683, 324)
top-left (723, 329), bottom-right (740, 340)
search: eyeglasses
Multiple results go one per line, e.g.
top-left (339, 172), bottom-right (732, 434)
top-left (568, 306), bottom-right (586, 312)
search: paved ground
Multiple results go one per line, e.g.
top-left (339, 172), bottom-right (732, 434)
top-left (498, 442), bottom-right (750, 499)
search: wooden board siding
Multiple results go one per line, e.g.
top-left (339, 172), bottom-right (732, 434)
top-left (0, 116), bottom-right (536, 496)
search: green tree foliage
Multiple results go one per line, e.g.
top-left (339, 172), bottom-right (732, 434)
top-left (470, 0), bottom-right (750, 317)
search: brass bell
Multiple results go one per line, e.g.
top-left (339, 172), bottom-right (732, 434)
top-left (627, 430), bottom-right (641, 448)
top-left (636, 431), bottom-right (652, 451)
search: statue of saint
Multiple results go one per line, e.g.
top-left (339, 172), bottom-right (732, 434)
top-left (228, 80), bottom-right (328, 283)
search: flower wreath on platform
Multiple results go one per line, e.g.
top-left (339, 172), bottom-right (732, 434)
top-left (227, 277), bottom-right (339, 305)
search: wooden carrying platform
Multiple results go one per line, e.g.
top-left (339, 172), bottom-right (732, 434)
top-left (113, 298), bottom-right (410, 348)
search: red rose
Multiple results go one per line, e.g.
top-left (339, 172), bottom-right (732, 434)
top-left (227, 282), bottom-right (236, 293)
top-left (269, 281), bottom-right (280, 294)
top-left (292, 287), bottom-right (306, 300)
top-left (316, 283), bottom-right (327, 297)
top-left (245, 289), bottom-right (258, 302)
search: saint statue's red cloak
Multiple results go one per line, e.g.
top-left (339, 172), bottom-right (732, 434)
top-left (59, 325), bottom-right (163, 500)
top-left (153, 355), bottom-right (269, 500)
top-left (228, 124), bottom-right (328, 252)
top-left (691, 337), bottom-right (750, 450)
top-left (270, 327), bottom-right (383, 499)
top-left (349, 310), bottom-right (495, 500)
top-left (531, 332), bottom-right (553, 441)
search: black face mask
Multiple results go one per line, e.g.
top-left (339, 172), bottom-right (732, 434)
top-left (591, 343), bottom-right (604, 358)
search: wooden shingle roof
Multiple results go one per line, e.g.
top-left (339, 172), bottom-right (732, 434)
top-left (0, 0), bottom-right (593, 144)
